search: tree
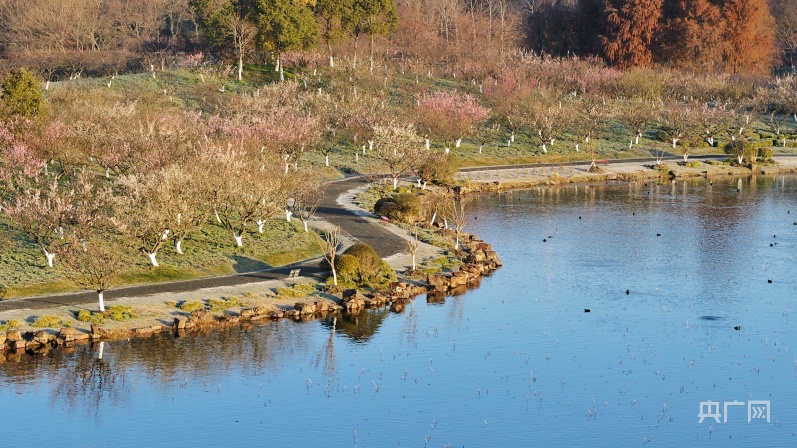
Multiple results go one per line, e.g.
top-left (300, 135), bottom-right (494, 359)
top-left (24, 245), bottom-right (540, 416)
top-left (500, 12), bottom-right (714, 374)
top-left (1, 68), bottom-right (45, 119)
top-left (316, 226), bottom-right (341, 286)
top-left (769, 0), bottom-right (797, 69)
top-left (600, 0), bottom-right (663, 69)
top-left (405, 225), bottom-right (420, 271)
top-left (416, 90), bottom-right (490, 153)
top-left (255, 0), bottom-right (319, 81)
top-left (368, 123), bottom-right (425, 189)
top-left (61, 237), bottom-right (123, 313)
top-left (1, 179), bottom-right (74, 267)
top-left (287, 181), bottom-right (324, 232)
top-left (315, 0), bottom-right (353, 67)
top-left (720, 0), bottom-right (776, 75)
top-left (344, 0), bottom-right (398, 71)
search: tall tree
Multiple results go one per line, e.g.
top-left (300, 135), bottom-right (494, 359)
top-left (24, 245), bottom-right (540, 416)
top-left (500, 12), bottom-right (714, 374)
top-left (657, 0), bottom-right (723, 72)
top-left (255, 0), bottom-right (319, 80)
top-left (600, 0), bottom-right (663, 69)
top-left (343, 0), bottom-right (398, 71)
top-left (315, 0), bottom-right (353, 67)
top-left (189, 0), bottom-right (259, 81)
top-left (720, 0), bottom-right (776, 75)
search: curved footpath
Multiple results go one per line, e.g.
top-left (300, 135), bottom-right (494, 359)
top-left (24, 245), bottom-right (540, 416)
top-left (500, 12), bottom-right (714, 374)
top-left (0, 177), bottom-right (407, 313)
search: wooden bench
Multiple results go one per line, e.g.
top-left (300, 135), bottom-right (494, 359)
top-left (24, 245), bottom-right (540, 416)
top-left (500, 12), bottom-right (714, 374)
top-left (594, 159), bottom-right (609, 165)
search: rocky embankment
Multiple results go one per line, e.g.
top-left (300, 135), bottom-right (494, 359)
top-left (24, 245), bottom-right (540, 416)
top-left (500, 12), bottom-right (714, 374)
top-left (0, 234), bottom-right (500, 357)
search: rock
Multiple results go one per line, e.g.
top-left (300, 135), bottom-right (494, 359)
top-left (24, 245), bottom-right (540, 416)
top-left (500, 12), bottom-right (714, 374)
top-left (174, 316), bottom-right (187, 330)
top-left (283, 309), bottom-right (301, 319)
top-left (133, 327), bottom-right (154, 336)
top-left (58, 328), bottom-right (76, 342)
top-left (6, 330), bottom-right (22, 342)
top-left (342, 289), bottom-right (359, 300)
top-left (315, 301), bottom-right (330, 312)
top-left (449, 271), bottom-right (469, 289)
top-left (466, 250), bottom-right (488, 263)
top-left (252, 306), bottom-right (271, 317)
top-left (0, 332), bottom-right (6, 346)
top-left (219, 315), bottom-right (240, 325)
top-left (427, 274), bottom-right (449, 292)
top-left (189, 309), bottom-right (215, 325)
top-left (239, 308), bottom-right (256, 319)
top-left (11, 340), bottom-right (26, 351)
top-left (90, 324), bottom-right (101, 338)
top-left (294, 302), bottom-right (316, 315)
top-left (73, 332), bottom-right (90, 342)
top-left (269, 311), bottom-right (284, 319)
top-left (33, 331), bottom-right (55, 345)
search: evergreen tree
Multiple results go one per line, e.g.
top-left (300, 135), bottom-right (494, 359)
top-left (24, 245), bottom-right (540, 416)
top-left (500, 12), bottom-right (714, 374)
top-left (720, 0), bottom-right (776, 75)
top-left (600, 0), bottom-right (663, 69)
top-left (1, 68), bottom-right (45, 119)
top-left (256, 0), bottom-right (319, 80)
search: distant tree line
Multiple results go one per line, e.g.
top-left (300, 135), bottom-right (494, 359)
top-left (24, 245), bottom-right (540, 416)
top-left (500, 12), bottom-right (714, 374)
top-left (526, 0), bottom-right (797, 74)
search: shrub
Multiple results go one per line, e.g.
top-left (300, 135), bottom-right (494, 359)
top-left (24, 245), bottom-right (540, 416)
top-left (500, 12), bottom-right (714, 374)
top-left (178, 300), bottom-right (205, 312)
top-left (105, 305), bottom-right (137, 321)
top-left (417, 152), bottom-right (455, 184)
top-left (31, 315), bottom-right (63, 328)
top-left (207, 297), bottom-right (242, 311)
top-left (0, 319), bottom-right (21, 331)
top-left (685, 161), bottom-right (700, 168)
top-left (724, 138), bottom-right (751, 164)
top-left (758, 147), bottom-right (774, 162)
top-left (374, 197), bottom-right (399, 217)
top-left (334, 254), bottom-right (361, 284)
top-left (77, 309), bottom-right (106, 325)
top-left (1, 68), bottom-right (45, 119)
top-left (276, 282), bottom-right (317, 298)
top-left (393, 192), bottom-right (421, 222)
top-left (343, 243), bottom-right (396, 288)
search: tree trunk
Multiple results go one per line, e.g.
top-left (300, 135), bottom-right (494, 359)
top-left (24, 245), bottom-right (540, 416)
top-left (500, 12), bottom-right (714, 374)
top-left (425, 138), bottom-right (430, 150)
top-left (303, 220), bottom-right (308, 232)
top-left (683, 154), bottom-right (689, 162)
top-left (430, 211), bottom-right (437, 226)
top-left (422, 181), bottom-right (427, 190)
top-left (368, 140), bottom-right (374, 150)
top-left (45, 250), bottom-right (55, 268)
top-left (635, 134), bottom-right (640, 145)
top-left (455, 139), bottom-right (461, 148)
top-left (257, 220), bottom-right (266, 233)
top-left (444, 147), bottom-right (450, 155)
top-left (325, 153), bottom-right (329, 166)
top-left (332, 268), bottom-right (338, 286)
top-left (392, 177), bottom-right (398, 189)
top-left (214, 209), bottom-right (222, 224)
top-left (672, 138), bottom-right (678, 148)
top-left (575, 143), bottom-right (579, 152)
top-left (175, 239), bottom-right (183, 254)
top-left (233, 234), bottom-right (243, 247)
top-left (238, 52), bottom-right (243, 81)
top-left (148, 252), bottom-right (159, 267)
top-left (369, 35), bottom-right (375, 75)
top-left (98, 291), bottom-right (106, 312)
top-left (479, 144), bottom-right (483, 154)
top-left (542, 144), bottom-right (547, 154)
top-left (285, 209), bottom-right (292, 221)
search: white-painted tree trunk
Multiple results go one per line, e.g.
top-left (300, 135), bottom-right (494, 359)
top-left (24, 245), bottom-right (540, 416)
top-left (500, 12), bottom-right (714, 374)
top-left (585, 136), bottom-right (590, 143)
top-left (635, 134), bottom-right (640, 144)
top-left (479, 144), bottom-right (483, 154)
top-left (392, 177), bottom-right (398, 189)
top-left (214, 209), bottom-right (222, 224)
top-left (445, 147), bottom-right (450, 155)
top-left (257, 220), bottom-right (266, 233)
top-left (443, 218), bottom-right (449, 229)
top-left (430, 211), bottom-right (437, 226)
top-left (329, 55), bottom-right (334, 67)
top-left (362, 145), bottom-right (366, 155)
top-left (332, 268), bottom-right (338, 286)
top-left (455, 235), bottom-right (460, 250)
top-left (355, 153), bottom-right (359, 162)
top-left (233, 234), bottom-right (243, 247)
top-left (303, 221), bottom-right (308, 232)
top-left (707, 137), bottom-right (714, 146)
top-left (98, 291), bottom-right (106, 312)
top-left (422, 181), bottom-right (427, 190)
top-left (411, 253), bottom-right (416, 271)
top-left (368, 140), bottom-right (373, 150)
top-left (417, 178), bottom-right (421, 187)
top-left (148, 252), bottom-right (159, 267)
top-left (175, 239), bottom-right (183, 254)
top-left (672, 138), bottom-right (678, 148)
top-left (455, 139), bottom-right (461, 148)
top-left (161, 229), bottom-right (170, 240)
top-left (45, 80), bottom-right (50, 90)
top-left (737, 155), bottom-right (744, 165)
top-left (325, 154), bottom-right (329, 166)
top-left (542, 144), bottom-right (547, 154)
top-left (425, 138), bottom-right (430, 150)
top-left (285, 209), bottom-right (292, 221)
top-left (45, 250), bottom-right (55, 268)
top-left (683, 154), bottom-right (689, 162)
top-left (510, 132), bottom-right (515, 142)
top-left (575, 143), bottom-right (579, 152)
top-left (285, 162), bottom-right (290, 174)
top-left (550, 138), bottom-right (555, 146)
top-left (238, 54), bottom-right (243, 81)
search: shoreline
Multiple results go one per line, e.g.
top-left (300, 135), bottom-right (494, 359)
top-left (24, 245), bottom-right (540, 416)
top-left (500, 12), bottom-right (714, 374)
top-left (454, 155), bottom-right (797, 194)
top-left (0, 182), bottom-right (500, 357)
top-left (4, 155), bottom-right (796, 357)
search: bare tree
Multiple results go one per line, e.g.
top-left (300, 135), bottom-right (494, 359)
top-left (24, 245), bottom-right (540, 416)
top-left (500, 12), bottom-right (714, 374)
top-left (61, 237), bottom-right (123, 312)
top-left (316, 226), bottom-right (341, 286)
top-left (368, 123), bottom-right (426, 189)
top-left (288, 181), bottom-right (324, 232)
top-left (405, 225), bottom-right (421, 271)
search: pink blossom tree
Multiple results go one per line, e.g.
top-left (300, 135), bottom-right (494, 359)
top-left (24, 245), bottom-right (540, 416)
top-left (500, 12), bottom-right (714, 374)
top-left (416, 90), bottom-right (490, 153)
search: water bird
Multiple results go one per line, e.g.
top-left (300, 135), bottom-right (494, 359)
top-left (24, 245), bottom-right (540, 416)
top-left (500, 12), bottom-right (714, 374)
top-left (656, 233), bottom-right (661, 237)
top-left (734, 326), bottom-right (741, 331)
top-left (625, 289), bottom-right (630, 295)
top-left (543, 238), bottom-right (547, 242)
top-left (584, 308), bottom-right (591, 313)
top-left (768, 279), bottom-right (773, 283)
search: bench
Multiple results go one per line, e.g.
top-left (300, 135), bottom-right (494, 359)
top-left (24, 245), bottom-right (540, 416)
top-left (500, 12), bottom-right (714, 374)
top-left (594, 159), bottom-right (609, 165)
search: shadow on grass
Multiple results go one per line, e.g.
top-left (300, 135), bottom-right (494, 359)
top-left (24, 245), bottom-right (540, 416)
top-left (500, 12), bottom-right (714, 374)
top-left (229, 255), bottom-right (272, 273)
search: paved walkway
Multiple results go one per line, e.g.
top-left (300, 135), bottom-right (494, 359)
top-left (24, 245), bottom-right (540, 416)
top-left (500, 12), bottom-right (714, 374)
top-left (0, 177), bottom-right (408, 312)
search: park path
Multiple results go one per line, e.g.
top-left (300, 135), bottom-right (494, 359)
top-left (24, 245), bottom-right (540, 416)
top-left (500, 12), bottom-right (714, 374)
top-left (0, 177), bottom-right (407, 312)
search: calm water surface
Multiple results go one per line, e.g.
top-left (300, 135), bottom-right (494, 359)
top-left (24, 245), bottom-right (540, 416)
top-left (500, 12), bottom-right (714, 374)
top-left (3, 175), bottom-right (797, 447)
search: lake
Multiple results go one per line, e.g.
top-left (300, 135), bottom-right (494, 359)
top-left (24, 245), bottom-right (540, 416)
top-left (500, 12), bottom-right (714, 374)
top-left (2, 174), bottom-right (797, 447)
